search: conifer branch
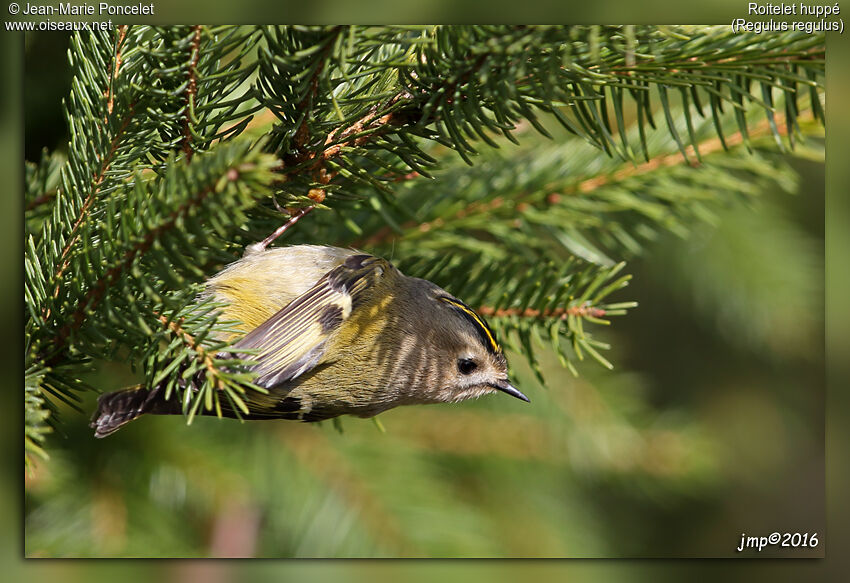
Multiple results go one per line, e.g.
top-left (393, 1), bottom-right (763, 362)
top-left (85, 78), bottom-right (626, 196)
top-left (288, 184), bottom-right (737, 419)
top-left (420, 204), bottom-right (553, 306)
top-left (48, 163), bottom-right (246, 359)
top-left (547, 113), bottom-right (789, 199)
top-left (320, 101), bottom-right (404, 162)
top-left (272, 26), bottom-right (344, 160)
top-left (57, 112), bottom-right (132, 250)
top-left (281, 93), bottom-right (408, 183)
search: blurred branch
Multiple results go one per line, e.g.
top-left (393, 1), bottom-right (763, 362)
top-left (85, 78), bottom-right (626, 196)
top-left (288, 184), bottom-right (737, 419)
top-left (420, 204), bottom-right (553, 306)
top-left (25, 190), bottom-right (57, 211)
top-left (277, 425), bottom-right (418, 555)
top-left (357, 111), bottom-right (798, 250)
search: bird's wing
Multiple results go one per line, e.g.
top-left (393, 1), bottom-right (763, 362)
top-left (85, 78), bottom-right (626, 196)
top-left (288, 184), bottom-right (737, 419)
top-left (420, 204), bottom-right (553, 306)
top-left (232, 253), bottom-right (388, 389)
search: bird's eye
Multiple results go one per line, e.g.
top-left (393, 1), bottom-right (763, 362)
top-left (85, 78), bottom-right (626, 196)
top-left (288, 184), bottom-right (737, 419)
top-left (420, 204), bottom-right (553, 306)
top-left (457, 358), bottom-right (478, 375)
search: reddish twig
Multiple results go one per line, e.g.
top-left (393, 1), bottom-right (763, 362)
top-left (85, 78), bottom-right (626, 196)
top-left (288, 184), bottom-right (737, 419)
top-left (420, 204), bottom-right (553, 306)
top-left (384, 171), bottom-right (421, 183)
top-left (554, 114), bottom-right (788, 200)
top-left (478, 304), bottom-right (607, 320)
top-left (252, 205), bottom-right (316, 252)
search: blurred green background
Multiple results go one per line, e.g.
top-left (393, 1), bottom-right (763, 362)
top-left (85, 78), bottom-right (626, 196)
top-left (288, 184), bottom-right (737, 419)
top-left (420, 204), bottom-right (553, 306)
top-left (19, 28), bottom-right (825, 564)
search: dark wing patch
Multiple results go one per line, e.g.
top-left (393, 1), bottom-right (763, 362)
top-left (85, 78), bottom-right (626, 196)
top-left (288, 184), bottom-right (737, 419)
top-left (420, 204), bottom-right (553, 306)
top-left (317, 305), bottom-right (344, 333)
top-left (232, 254), bottom-right (387, 389)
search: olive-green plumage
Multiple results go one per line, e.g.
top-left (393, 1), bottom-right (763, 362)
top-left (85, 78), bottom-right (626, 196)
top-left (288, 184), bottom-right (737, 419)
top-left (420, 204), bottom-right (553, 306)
top-left (91, 245), bottom-right (527, 437)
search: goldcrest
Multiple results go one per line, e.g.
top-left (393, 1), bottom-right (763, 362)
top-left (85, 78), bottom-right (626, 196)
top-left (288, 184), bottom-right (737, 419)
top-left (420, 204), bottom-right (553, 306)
top-left (92, 245), bottom-right (527, 437)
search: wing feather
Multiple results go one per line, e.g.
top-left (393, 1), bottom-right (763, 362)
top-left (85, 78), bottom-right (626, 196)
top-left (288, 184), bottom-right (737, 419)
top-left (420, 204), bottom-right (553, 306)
top-left (232, 254), bottom-right (386, 389)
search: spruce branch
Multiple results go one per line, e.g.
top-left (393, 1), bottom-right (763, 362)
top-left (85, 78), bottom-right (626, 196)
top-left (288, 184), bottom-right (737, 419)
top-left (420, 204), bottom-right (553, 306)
top-left (253, 205), bottom-right (317, 251)
top-left (155, 312), bottom-right (222, 387)
top-left (258, 25), bottom-right (344, 157)
top-left (27, 28), bottom-right (272, 454)
top-left (150, 304), bottom-right (264, 424)
top-left (287, 93), bottom-right (409, 176)
top-left (290, 27), bottom-right (343, 152)
top-left (253, 26), bottom-right (823, 221)
top-left (47, 110), bottom-right (134, 318)
top-left (27, 138), bottom-right (278, 436)
top-left (49, 158), bottom-right (249, 357)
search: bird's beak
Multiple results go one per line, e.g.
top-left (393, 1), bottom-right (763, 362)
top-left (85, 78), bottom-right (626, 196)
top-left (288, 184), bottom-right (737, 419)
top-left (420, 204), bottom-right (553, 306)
top-left (490, 379), bottom-right (530, 403)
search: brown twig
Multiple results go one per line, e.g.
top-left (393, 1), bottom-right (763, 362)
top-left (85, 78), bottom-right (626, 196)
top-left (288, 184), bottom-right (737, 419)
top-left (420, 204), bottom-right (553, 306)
top-left (252, 205), bottom-right (316, 252)
top-left (275, 48), bottom-right (480, 188)
top-left (383, 171), bottom-right (421, 183)
top-left (267, 48), bottom-right (409, 241)
top-left (105, 25), bottom-right (127, 115)
top-left (181, 25), bottom-right (203, 161)
top-left (549, 113), bottom-right (798, 205)
top-left (262, 99), bottom-right (406, 249)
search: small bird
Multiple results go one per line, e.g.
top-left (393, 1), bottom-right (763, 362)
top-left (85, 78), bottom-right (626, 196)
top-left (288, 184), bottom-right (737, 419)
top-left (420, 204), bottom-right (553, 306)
top-left (91, 245), bottom-right (528, 437)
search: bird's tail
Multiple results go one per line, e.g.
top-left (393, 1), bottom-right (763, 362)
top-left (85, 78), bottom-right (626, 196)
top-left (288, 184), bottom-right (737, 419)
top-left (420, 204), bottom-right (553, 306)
top-left (90, 384), bottom-right (182, 438)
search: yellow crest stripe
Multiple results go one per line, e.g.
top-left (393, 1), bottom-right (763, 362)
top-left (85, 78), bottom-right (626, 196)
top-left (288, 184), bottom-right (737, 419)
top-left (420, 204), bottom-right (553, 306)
top-left (439, 297), bottom-right (501, 354)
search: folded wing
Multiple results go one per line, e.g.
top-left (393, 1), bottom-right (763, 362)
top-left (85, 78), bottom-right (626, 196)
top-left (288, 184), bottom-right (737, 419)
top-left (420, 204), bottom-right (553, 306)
top-left (232, 254), bottom-right (387, 389)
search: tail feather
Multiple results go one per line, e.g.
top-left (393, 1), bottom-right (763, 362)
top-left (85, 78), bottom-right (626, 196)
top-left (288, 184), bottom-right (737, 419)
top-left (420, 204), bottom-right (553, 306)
top-left (90, 385), bottom-right (181, 438)
top-left (90, 383), bottom-right (266, 437)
